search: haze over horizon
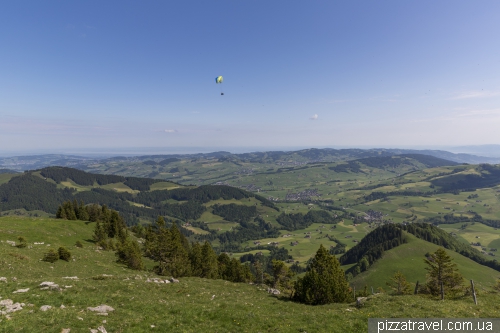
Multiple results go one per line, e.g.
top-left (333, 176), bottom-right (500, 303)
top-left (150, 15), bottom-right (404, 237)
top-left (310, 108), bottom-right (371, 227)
top-left (1, 1), bottom-right (500, 152)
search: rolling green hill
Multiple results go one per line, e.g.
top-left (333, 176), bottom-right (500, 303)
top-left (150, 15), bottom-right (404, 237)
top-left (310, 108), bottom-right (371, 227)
top-left (351, 232), bottom-right (499, 290)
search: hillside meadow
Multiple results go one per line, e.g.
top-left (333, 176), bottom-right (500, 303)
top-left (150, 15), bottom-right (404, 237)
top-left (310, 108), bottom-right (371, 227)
top-left (2, 217), bottom-right (500, 332)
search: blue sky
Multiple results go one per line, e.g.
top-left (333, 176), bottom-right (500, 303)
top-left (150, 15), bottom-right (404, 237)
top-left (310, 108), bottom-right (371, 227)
top-left (1, 1), bottom-right (500, 154)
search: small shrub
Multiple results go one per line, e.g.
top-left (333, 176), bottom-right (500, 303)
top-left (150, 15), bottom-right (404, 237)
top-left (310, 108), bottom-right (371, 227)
top-left (16, 236), bottom-right (27, 248)
top-left (75, 240), bottom-right (83, 248)
top-left (58, 247), bottom-right (72, 261)
top-left (43, 249), bottom-right (59, 263)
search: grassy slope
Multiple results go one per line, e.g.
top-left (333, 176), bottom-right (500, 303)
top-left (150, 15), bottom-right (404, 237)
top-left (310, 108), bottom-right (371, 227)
top-left (351, 233), bottom-right (500, 290)
top-left (2, 217), bottom-right (500, 333)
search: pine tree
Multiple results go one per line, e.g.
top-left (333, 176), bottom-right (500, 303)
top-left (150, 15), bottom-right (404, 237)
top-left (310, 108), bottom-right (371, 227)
top-left (88, 204), bottom-right (101, 222)
top-left (16, 236), bottom-right (27, 248)
top-left (217, 253), bottom-right (231, 280)
top-left (93, 220), bottom-right (108, 248)
top-left (293, 244), bottom-right (350, 305)
top-left (56, 205), bottom-right (67, 219)
top-left (153, 221), bottom-right (191, 277)
top-left (424, 247), bottom-right (464, 296)
top-left (152, 217), bottom-right (171, 274)
top-left (64, 201), bottom-right (77, 220)
top-left (253, 260), bottom-right (264, 284)
top-left (200, 241), bottom-right (219, 279)
top-left (116, 238), bottom-right (144, 270)
top-left (72, 199), bottom-right (79, 219)
top-left (78, 201), bottom-right (89, 221)
top-left (386, 271), bottom-right (412, 295)
top-left (58, 246), bottom-right (72, 261)
top-left (143, 224), bottom-right (159, 260)
top-left (165, 223), bottom-right (191, 277)
top-left (271, 260), bottom-right (294, 290)
top-left (189, 242), bottom-right (203, 277)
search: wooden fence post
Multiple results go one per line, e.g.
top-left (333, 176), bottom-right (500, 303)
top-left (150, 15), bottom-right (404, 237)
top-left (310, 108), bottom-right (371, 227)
top-left (414, 281), bottom-right (419, 295)
top-left (371, 286), bottom-right (374, 295)
top-left (440, 281), bottom-right (444, 300)
top-left (471, 280), bottom-right (477, 305)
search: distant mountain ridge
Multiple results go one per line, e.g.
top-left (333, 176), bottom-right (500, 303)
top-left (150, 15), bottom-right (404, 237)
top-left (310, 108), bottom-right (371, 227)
top-left (0, 148), bottom-right (498, 172)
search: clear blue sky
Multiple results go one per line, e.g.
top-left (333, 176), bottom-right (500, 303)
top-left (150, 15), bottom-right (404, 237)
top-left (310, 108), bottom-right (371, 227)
top-left (1, 1), bottom-right (500, 154)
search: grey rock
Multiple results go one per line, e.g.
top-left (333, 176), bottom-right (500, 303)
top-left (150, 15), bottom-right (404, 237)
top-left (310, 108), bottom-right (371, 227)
top-left (87, 305), bottom-right (115, 313)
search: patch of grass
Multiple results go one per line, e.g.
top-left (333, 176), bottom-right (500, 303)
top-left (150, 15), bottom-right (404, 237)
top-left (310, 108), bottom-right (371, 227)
top-left (2, 207), bottom-right (500, 332)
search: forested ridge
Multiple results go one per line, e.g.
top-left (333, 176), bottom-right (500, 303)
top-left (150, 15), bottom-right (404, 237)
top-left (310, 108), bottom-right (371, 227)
top-left (39, 166), bottom-right (170, 190)
top-left (0, 168), bottom-right (277, 226)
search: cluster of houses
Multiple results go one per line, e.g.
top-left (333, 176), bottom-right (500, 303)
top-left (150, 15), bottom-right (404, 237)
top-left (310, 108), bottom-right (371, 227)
top-left (363, 210), bottom-right (385, 222)
top-left (234, 168), bottom-right (254, 175)
top-left (252, 240), bottom-right (281, 247)
top-left (238, 184), bottom-right (262, 192)
top-left (285, 188), bottom-right (321, 201)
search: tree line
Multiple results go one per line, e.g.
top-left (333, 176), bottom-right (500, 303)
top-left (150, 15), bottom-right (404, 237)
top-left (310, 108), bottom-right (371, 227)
top-left (39, 166), bottom-right (169, 190)
top-left (276, 210), bottom-right (339, 231)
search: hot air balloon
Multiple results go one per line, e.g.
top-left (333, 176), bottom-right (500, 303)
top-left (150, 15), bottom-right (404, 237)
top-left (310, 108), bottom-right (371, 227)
top-left (215, 76), bottom-right (224, 95)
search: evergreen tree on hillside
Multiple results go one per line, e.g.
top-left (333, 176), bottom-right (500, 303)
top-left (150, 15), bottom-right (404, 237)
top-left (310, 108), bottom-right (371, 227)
top-left (200, 241), bottom-right (219, 279)
top-left (153, 221), bottom-right (191, 277)
top-left (64, 201), bottom-right (77, 220)
top-left (293, 245), bottom-right (350, 305)
top-left (224, 258), bottom-right (253, 283)
top-left (116, 237), bottom-right (144, 270)
top-left (143, 216), bottom-right (163, 261)
top-left (386, 271), bottom-right (412, 295)
top-left (424, 248), bottom-right (464, 296)
top-left (271, 260), bottom-right (294, 290)
top-left (93, 220), bottom-right (108, 248)
top-left (56, 205), bottom-right (67, 219)
top-left (217, 253), bottom-right (231, 279)
top-left (77, 201), bottom-right (89, 221)
top-left (189, 242), bottom-right (203, 277)
top-left (166, 223), bottom-right (191, 277)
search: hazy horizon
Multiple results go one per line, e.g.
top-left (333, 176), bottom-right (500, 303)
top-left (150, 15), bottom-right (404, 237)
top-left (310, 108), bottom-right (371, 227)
top-left (2, 144), bottom-right (500, 159)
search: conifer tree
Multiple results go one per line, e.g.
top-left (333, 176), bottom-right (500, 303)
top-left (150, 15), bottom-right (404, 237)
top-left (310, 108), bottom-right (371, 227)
top-left (101, 205), bottom-right (111, 224)
top-left (64, 201), bottom-right (77, 220)
top-left (189, 242), bottom-right (203, 277)
top-left (253, 260), bottom-right (264, 284)
top-left (200, 241), bottom-right (219, 279)
top-left (58, 246), bottom-right (72, 261)
top-left (271, 260), bottom-right (294, 290)
top-left (72, 199), bottom-right (79, 218)
top-left (424, 247), bottom-right (464, 296)
top-left (93, 220), bottom-right (108, 248)
top-left (88, 204), bottom-right (101, 222)
top-left (152, 216), bottom-right (171, 274)
top-left (217, 253), bottom-right (231, 280)
top-left (56, 205), bottom-right (67, 219)
top-left (78, 201), bottom-right (89, 221)
top-left (165, 223), bottom-right (191, 277)
top-left (293, 244), bottom-right (350, 305)
top-left (116, 238), bottom-right (144, 270)
top-left (143, 224), bottom-right (159, 260)
top-left (386, 271), bottom-right (412, 295)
